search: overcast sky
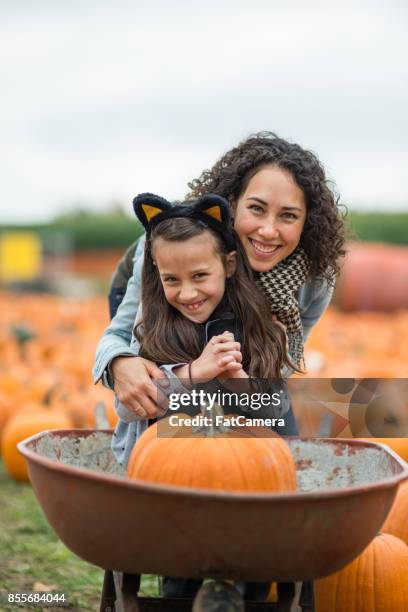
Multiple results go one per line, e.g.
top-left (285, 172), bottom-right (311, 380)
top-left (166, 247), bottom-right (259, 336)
top-left (1, 0), bottom-right (408, 223)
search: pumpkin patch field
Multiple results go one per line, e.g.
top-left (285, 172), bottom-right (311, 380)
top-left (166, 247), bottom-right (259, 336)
top-left (0, 292), bottom-right (160, 611)
top-left (1, 290), bottom-right (408, 610)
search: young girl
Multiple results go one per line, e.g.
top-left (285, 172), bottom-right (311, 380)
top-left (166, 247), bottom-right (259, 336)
top-left (112, 192), bottom-right (294, 468)
top-left (113, 191), bottom-right (294, 604)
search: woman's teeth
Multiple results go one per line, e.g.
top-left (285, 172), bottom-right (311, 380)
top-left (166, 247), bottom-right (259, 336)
top-left (250, 239), bottom-right (281, 254)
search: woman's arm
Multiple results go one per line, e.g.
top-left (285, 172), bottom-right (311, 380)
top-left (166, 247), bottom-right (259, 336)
top-left (93, 237), bottom-right (146, 384)
top-left (298, 277), bottom-right (334, 342)
top-left (108, 240), bottom-right (141, 319)
top-left (93, 236), bottom-right (166, 418)
top-left (279, 278), bottom-right (333, 379)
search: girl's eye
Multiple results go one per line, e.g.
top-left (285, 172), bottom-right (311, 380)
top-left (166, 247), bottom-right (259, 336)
top-left (194, 273), bottom-right (207, 279)
top-left (163, 277), bottom-right (177, 284)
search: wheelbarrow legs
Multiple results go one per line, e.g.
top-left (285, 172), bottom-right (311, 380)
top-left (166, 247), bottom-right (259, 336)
top-left (299, 580), bottom-right (315, 612)
top-left (100, 569), bottom-right (117, 611)
top-left (100, 570), bottom-right (192, 611)
top-left (277, 581), bottom-right (315, 612)
top-left (192, 579), bottom-right (314, 611)
top-left (100, 570), bottom-right (141, 612)
top-left (100, 570), bottom-right (315, 611)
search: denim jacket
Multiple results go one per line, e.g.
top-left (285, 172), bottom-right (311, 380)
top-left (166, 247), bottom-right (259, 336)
top-left (93, 234), bottom-right (334, 385)
top-left (93, 235), bottom-right (334, 467)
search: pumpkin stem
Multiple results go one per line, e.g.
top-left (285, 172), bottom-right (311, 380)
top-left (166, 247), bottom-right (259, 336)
top-left (192, 400), bottom-right (230, 437)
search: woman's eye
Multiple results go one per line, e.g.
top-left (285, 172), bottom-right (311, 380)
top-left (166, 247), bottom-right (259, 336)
top-left (282, 212), bottom-right (298, 220)
top-left (194, 273), bottom-right (207, 279)
top-left (163, 277), bottom-right (177, 284)
top-left (249, 204), bottom-right (264, 213)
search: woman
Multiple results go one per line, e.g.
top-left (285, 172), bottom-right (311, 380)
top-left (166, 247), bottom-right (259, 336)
top-left (93, 131), bottom-right (346, 419)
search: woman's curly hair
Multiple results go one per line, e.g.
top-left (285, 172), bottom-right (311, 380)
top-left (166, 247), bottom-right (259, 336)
top-left (187, 131), bottom-right (346, 283)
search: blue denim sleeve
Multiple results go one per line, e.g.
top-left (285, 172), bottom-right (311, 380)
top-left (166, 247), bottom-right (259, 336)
top-left (92, 236), bottom-right (146, 385)
top-left (113, 363), bottom-right (189, 423)
top-left (281, 278), bottom-right (333, 377)
top-left (298, 277), bottom-right (334, 342)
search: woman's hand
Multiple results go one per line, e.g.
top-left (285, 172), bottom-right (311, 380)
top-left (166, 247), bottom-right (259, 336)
top-left (111, 356), bottom-right (168, 418)
top-left (191, 331), bottom-right (243, 381)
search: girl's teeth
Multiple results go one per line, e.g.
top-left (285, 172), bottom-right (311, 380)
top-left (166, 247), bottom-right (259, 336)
top-left (185, 302), bottom-right (203, 311)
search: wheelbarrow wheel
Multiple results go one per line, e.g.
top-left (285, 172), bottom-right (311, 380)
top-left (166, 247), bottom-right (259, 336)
top-left (192, 579), bottom-right (245, 611)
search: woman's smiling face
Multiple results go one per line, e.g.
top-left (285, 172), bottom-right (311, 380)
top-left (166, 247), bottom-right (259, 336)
top-left (233, 165), bottom-right (306, 272)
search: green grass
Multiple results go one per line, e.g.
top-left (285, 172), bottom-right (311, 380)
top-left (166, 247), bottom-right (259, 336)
top-left (348, 211), bottom-right (408, 245)
top-left (0, 461), bottom-right (159, 611)
top-left (2, 209), bottom-right (408, 249)
top-left (0, 212), bottom-right (144, 251)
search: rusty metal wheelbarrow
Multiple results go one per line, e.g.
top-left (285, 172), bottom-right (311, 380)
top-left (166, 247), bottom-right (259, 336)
top-left (18, 431), bottom-right (408, 611)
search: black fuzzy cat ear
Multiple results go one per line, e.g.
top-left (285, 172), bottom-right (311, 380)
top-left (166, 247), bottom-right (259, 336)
top-left (194, 194), bottom-right (231, 228)
top-left (133, 193), bottom-right (172, 229)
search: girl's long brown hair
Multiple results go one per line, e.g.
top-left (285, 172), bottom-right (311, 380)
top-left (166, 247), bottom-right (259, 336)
top-left (135, 217), bottom-right (296, 378)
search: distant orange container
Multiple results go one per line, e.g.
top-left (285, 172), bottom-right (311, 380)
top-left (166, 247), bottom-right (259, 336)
top-left (335, 242), bottom-right (408, 311)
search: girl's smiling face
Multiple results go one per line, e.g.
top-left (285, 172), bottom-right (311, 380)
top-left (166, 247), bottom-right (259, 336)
top-left (152, 231), bottom-right (236, 324)
top-left (233, 165), bottom-right (306, 272)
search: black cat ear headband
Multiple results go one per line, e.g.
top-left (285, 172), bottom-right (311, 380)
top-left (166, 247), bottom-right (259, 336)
top-left (133, 192), bottom-right (236, 251)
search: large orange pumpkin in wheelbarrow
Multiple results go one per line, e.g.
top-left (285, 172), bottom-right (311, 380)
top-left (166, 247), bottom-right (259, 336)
top-left (128, 410), bottom-right (297, 493)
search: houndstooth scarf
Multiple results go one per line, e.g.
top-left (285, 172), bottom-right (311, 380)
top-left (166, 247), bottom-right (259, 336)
top-left (255, 247), bottom-right (311, 369)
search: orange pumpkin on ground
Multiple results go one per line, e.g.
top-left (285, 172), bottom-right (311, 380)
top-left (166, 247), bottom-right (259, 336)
top-left (0, 392), bottom-right (14, 436)
top-left (315, 533), bottom-right (408, 612)
top-left (87, 385), bottom-right (118, 428)
top-left (360, 438), bottom-right (408, 463)
top-left (128, 412), bottom-right (297, 493)
top-left (1, 409), bottom-right (73, 481)
top-left (382, 482), bottom-right (408, 546)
